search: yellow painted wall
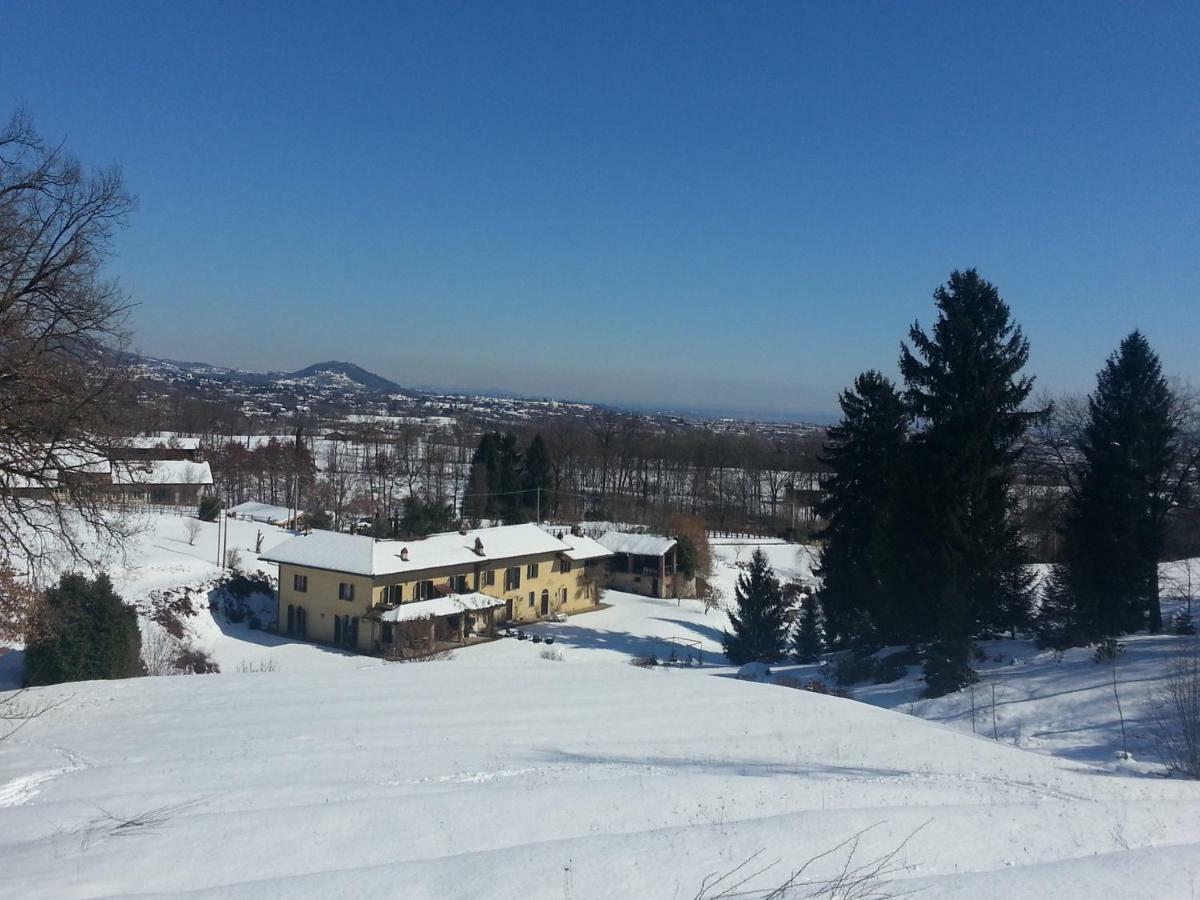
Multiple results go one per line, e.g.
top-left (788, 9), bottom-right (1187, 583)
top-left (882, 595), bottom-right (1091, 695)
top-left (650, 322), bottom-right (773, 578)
top-left (277, 563), bottom-right (375, 651)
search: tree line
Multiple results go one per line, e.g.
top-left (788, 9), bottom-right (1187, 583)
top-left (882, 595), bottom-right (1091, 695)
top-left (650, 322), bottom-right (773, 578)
top-left (805, 270), bottom-right (1198, 696)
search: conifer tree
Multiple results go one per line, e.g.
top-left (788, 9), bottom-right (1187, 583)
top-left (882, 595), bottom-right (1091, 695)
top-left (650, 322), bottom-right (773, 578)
top-left (25, 573), bottom-right (142, 686)
top-left (815, 371), bottom-right (909, 648)
top-left (522, 434), bottom-right (553, 520)
top-left (1057, 332), bottom-right (1185, 637)
top-left (899, 270), bottom-right (1036, 696)
top-left (467, 431), bottom-right (526, 522)
top-left (723, 549), bottom-right (791, 664)
top-left (793, 594), bottom-right (824, 663)
top-left (1035, 565), bottom-right (1086, 650)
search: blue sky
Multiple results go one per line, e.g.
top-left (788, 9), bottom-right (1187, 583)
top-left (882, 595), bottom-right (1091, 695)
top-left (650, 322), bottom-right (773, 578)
top-left (2, 2), bottom-right (1197, 418)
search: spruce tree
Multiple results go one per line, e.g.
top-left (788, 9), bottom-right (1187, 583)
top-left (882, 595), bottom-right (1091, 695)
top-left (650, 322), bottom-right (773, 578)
top-left (899, 270), bottom-right (1036, 696)
top-left (815, 371), bottom-right (909, 648)
top-left (467, 431), bottom-right (527, 522)
top-left (1035, 565), bottom-right (1086, 650)
top-left (496, 432), bottom-right (525, 522)
top-left (1057, 331), bottom-right (1182, 638)
top-left (723, 549), bottom-right (791, 664)
top-left (25, 573), bottom-right (142, 686)
top-left (793, 594), bottom-right (824, 663)
top-left (522, 434), bottom-right (553, 520)
top-left (467, 432), bottom-right (501, 520)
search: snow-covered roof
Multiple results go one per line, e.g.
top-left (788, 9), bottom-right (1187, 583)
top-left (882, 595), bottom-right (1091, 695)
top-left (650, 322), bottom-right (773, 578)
top-left (228, 501), bottom-right (295, 523)
top-left (377, 592), bottom-right (504, 623)
top-left (598, 531), bottom-right (677, 557)
top-left (557, 532), bottom-right (614, 562)
top-left (112, 460), bottom-right (213, 486)
top-left (262, 523), bottom-right (587, 577)
top-left (125, 436), bottom-right (202, 450)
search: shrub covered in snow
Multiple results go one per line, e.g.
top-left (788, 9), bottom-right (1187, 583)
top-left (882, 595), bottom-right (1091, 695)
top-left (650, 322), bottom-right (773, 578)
top-left (735, 661), bottom-right (773, 682)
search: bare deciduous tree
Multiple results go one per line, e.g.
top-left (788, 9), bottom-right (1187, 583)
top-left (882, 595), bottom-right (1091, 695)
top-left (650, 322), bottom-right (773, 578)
top-left (1149, 639), bottom-right (1200, 778)
top-left (140, 626), bottom-right (180, 677)
top-left (0, 109), bottom-right (138, 573)
top-left (184, 519), bottom-right (201, 546)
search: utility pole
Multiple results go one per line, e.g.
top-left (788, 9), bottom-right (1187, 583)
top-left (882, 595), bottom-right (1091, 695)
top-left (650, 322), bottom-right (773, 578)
top-left (292, 422), bottom-right (303, 531)
top-left (536, 486), bottom-right (541, 525)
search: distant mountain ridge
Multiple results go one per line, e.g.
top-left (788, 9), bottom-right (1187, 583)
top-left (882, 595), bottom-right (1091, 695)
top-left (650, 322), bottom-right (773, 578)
top-left (127, 353), bottom-right (417, 397)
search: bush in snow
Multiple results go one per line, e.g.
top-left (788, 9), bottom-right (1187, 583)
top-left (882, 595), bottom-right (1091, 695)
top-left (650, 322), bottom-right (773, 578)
top-left (141, 627), bottom-right (181, 677)
top-left (923, 641), bottom-right (979, 698)
top-left (629, 655), bottom-right (659, 668)
top-left (826, 651), bottom-right (877, 686)
top-left (174, 647), bottom-right (219, 674)
top-left (197, 495), bottom-right (222, 522)
top-left (184, 518), bottom-right (201, 546)
top-left (871, 653), bottom-right (908, 684)
top-left (1172, 610), bottom-right (1196, 637)
top-left (1148, 641), bottom-right (1200, 779)
top-left (825, 649), bottom-right (909, 686)
top-left (237, 659), bottom-right (279, 673)
top-left (1093, 637), bottom-right (1126, 664)
top-left (25, 573), bottom-right (143, 686)
top-left (539, 648), bottom-right (563, 662)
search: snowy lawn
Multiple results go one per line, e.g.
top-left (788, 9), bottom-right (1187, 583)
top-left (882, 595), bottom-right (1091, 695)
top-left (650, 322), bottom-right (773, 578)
top-left (3, 653), bottom-right (1200, 898)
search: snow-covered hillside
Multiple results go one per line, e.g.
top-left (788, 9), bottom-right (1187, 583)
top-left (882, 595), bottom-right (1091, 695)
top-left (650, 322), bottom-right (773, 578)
top-left (2, 520), bottom-right (1200, 897)
top-left (4, 649), bottom-right (1200, 898)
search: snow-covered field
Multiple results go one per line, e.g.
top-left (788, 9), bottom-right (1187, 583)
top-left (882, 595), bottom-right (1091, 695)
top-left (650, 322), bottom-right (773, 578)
top-left (2, 517), bottom-right (1199, 897)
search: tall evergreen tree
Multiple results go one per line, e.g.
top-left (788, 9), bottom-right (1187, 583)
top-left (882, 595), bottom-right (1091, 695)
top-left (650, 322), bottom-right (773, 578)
top-left (25, 573), bottom-right (142, 686)
top-left (496, 432), bottom-right (525, 522)
top-left (522, 434), bottom-right (553, 521)
top-left (723, 548), bottom-right (791, 664)
top-left (793, 594), bottom-right (824, 663)
top-left (899, 270), bottom-right (1036, 696)
top-left (1057, 331), bottom-right (1184, 637)
top-left (815, 371), bottom-right (909, 648)
top-left (467, 432), bottom-right (526, 522)
top-left (466, 432), bottom-right (501, 521)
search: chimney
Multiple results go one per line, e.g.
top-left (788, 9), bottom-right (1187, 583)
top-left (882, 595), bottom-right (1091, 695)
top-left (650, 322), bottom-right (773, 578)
top-left (400, 547), bottom-right (409, 562)
top-left (473, 537), bottom-right (485, 556)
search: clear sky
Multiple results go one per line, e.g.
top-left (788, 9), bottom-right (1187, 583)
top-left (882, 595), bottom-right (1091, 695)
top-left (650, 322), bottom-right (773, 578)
top-left (2, 1), bottom-right (1197, 418)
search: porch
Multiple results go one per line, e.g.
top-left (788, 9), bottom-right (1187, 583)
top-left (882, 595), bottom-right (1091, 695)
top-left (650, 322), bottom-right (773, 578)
top-left (371, 592), bottom-right (505, 658)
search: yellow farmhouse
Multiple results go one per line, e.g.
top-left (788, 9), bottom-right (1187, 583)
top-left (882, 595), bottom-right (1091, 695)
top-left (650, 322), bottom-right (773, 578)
top-left (261, 523), bottom-right (612, 654)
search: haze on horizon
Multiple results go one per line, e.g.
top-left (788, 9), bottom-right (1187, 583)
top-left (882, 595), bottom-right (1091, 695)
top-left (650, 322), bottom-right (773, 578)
top-left (2, 2), bottom-right (1196, 418)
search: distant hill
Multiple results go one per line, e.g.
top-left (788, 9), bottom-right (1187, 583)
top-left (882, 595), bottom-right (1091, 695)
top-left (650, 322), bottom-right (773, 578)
top-left (126, 353), bottom-right (419, 398)
top-left (285, 361), bottom-right (404, 393)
